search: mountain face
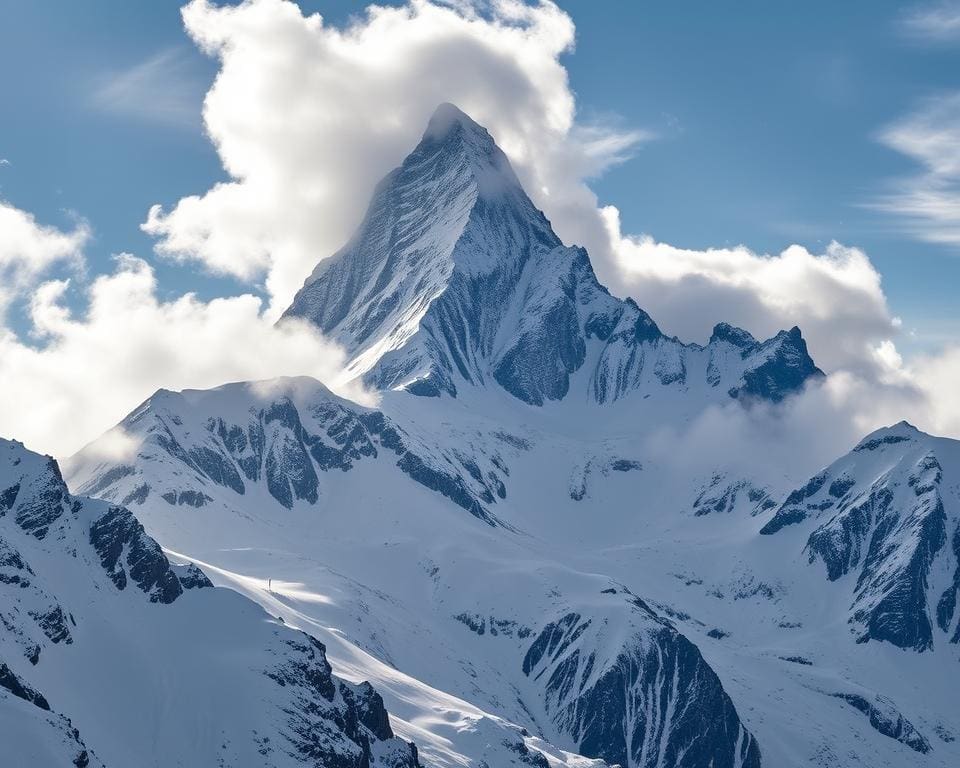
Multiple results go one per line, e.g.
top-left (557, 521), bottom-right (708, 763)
top-left (62, 104), bottom-right (960, 768)
top-left (67, 377), bottom-right (761, 768)
top-left (74, 380), bottom-right (510, 525)
top-left (284, 103), bottom-right (822, 406)
top-left (71, 370), bottom-right (960, 767)
top-left (761, 421), bottom-right (960, 652)
top-left (0, 438), bottom-right (419, 768)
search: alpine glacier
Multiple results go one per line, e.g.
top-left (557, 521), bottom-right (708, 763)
top-left (50, 104), bottom-right (960, 768)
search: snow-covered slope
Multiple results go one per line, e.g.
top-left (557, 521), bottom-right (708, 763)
top-left (68, 376), bottom-right (960, 767)
top-left (761, 421), bottom-right (960, 652)
top-left (61, 104), bottom-right (960, 768)
top-left (284, 104), bottom-right (822, 407)
top-left (67, 378), bottom-right (761, 768)
top-left (0, 438), bottom-right (419, 768)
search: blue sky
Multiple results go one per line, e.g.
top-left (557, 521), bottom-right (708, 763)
top-left (2, 0), bottom-right (959, 350)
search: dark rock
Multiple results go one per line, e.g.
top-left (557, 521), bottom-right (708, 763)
top-left (89, 505), bottom-right (182, 604)
top-left (0, 662), bottom-right (49, 710)
top-left (172, 562), bottom-right (214, 590)
top-left (831, 692), bottom-right (930, 754)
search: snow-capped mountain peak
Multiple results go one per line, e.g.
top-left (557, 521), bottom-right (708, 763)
top-left (284, 104), bottom-right (823, 408)
top-left (46, 102), bottom-right (960, 768)
top-left (710, 321), bottom-right (758, 349)
top-left (421, 102), bottom-right (528, 202)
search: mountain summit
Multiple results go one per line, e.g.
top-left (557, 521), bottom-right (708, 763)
top-left (284, 103), bottom-right (823, 405)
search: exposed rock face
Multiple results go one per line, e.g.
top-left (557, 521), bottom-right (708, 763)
top-left (71, 379), bottom-right (511, 526)
top-left (284, 104), bottom-right (822, 408)
top-left (761, 422), bottom-right (960, 651)
top-left (0, 659), bottom-right (100, 768)
top-left (89, 505), bottom-right (184, 603)
top-left (0, 438), bottom-right (420, 768)
top-left (521, 599), bottom-right (762, 768)
top-left (691, 473), bottom-right (774, 517)
top-left (830, 692), bottom-right (931, 754)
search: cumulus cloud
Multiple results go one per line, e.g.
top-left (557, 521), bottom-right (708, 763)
top-left (870, 92), bottom-right (960, 246)
top-left (603, 210), bottom-right (898, 374)
top-left (638, 386), bottom-right (874, 495)
top-left (636, 352), bottom-right (960, 493)
top-left (908, 344), bottom-right (960, 436)
top-left (0, 202), bottom-right (89, 318)
top-left (144, 0), bottom-right (646, 316)
top-left (0, 243), bottom-right (367, 458)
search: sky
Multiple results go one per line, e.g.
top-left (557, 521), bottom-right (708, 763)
top-left (2, 0), bottom-right (960, 456)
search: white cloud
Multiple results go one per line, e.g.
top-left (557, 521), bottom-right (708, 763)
top-left (870, 92), bottom-right (960, 246)
top-left (635, 362), bottom-right (951, 494)
top-left (91, 47), bottom-right (207, 128)
top-left (900, 2), bottom-right (960, 41)
top-left (908, 344), bottom-right (960, 436)
top-left (603, 212), bottom-right (897, 375)
top-left (144, 0), bottom-right (646, 316)
top-left (0, 202), bottom-right (89, 318)
top-left (0, 245), bottom-right (368, 458)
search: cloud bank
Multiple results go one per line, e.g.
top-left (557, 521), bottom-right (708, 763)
top-left (604, 212), bottom-right (897, 375)
top-left (0, 220), bottom-right (366, 457)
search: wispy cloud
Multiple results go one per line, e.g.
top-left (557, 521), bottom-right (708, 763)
top-left (900, 1), bottom-right (960, 42)
top-left (869, 92), bottom-right (960, 246)
top-left (91, 47), bottom-right (206, 129)
top-left (0, 159), bottom-right (10, 166)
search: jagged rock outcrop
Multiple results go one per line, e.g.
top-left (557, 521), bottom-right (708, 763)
top-left (829, 691), bottom-right (930, 754)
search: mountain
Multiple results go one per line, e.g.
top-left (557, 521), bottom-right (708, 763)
top-left (64, 104), bottom-right (960, 768)
top-left (760, 421), bottom-right (960, 652)
top-left (284, 103), bottom-right (822, 407)
top-left (72, 379), bottom-right (511, 525)
top-left (67, 377), bottom-right (761, 768)
top-left (69, 373), bottom-right (960, 766)
top-left (0, 438), bottom-right (420, 768)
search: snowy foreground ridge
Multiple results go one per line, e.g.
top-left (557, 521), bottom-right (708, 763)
top-left (6, 104), bottom-right (959, 767)
top-left (0, 438), bottom-right (420, 768)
